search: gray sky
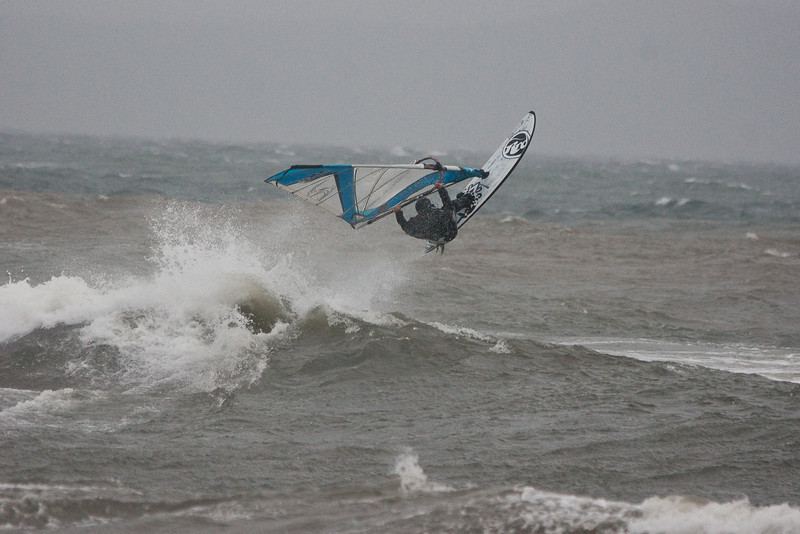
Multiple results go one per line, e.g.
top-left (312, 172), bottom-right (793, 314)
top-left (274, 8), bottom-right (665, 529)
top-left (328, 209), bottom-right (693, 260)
top-left (2, 0), bottom-right (799, 163)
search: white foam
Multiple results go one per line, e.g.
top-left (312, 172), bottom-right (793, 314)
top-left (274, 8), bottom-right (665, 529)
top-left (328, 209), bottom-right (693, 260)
top-left (173, 502), bottom-right (253, 523)
top-left (258, 208), bottom-right (412, 322)
top-left (386, 450), bottom-right (800, 533)
top-left (0, 387), bottom-right (38, 407)
top-left (0, 388), bottom-right (101, 423)
top-left (505, 486), bottom-right (635, 532)
top-left (12, 161), bottom-right (59, 170)
top-left (324, 308), bottom-right (362, 334)
top-left (0, 481), bottom-right (143, 529)
top-left (683, 177), bottom-right (760, 193)
top-left (0, 205), bottom-right (282, 392)
top-left (550, 337), bottom-right (800, 384)
top-left (426, 321), bottom-right (494, 342)
top-left (500, 487), bottom-right (800, 534)
top-left (0, 202), bottom-right (414, 392)
top-left (633, 495), bottom-right (800, 534)
top-left (490, 340), bottom-right (512, 354)
top-left (427, 322), bottom-right (516, 355)
top-left (393, 449), bottom-right (454, 495)
top-left (654, 196), bottom-right (692, 207)
top-left (765, 248), bottom-right (792, 258)
top-left (0, 276), bottom-right (110, 342)
top-left (78, 204), bottom-right (296, 391)
top-left (0, 482), bottom-right (140, 496)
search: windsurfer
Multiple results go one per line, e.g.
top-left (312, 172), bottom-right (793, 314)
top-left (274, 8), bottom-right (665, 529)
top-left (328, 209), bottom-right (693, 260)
top-left (394, 182), bottom-right (474, 248)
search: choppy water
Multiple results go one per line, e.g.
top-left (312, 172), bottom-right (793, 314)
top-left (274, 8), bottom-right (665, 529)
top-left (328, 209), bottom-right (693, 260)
top-left (1, 132), bottom-right (799, 532)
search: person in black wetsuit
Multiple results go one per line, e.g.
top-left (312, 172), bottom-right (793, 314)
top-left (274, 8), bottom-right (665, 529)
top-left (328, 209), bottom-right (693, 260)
top-left (394, 182), bottom-right (474, 249)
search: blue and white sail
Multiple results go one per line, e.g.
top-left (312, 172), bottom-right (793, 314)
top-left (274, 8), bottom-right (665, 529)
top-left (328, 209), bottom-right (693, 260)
top-left (265, 163), bottom-right (486, 228)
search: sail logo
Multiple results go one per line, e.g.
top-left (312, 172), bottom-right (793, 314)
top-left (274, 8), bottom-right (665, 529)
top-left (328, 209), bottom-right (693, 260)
top-left (308, 180), bottom-right (334, 202)
top-left (502, 131), bottom-right (529, 159)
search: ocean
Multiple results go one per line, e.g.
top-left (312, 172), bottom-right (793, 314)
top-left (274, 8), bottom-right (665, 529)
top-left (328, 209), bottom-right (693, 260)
top-left (1, 131), bottom-right (799, 532)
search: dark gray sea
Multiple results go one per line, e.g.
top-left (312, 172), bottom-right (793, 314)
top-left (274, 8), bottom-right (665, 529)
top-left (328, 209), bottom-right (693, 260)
top-left (1, 131), bottom-right (799, 532)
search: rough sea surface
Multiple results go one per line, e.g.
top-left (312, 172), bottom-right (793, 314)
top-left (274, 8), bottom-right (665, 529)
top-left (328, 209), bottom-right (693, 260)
top-left (1, 132), bottom-right (799, 532)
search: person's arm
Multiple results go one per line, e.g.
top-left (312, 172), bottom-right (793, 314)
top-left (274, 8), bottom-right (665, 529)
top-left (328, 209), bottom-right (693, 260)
top-left (436, 183), bottom-right (453, 210)
top-left (395, 207), bottom-right (408, 230)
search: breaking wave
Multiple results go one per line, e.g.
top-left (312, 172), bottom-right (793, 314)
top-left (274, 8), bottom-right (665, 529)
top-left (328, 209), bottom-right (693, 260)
top-left (0, 202), bottom-right (411, 393)
top-left (382, 450), bottom-right (800, 534)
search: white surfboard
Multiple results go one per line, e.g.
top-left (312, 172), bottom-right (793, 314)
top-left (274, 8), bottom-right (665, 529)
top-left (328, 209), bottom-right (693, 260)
top-left (456, 111), bottom-right (536, 228)
top-left (424, 111), bottom-right (536, 253)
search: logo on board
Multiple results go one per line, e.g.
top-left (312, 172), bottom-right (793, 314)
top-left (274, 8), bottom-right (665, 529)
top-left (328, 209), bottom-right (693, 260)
top-left (502, 131), bottom-right (530, 159)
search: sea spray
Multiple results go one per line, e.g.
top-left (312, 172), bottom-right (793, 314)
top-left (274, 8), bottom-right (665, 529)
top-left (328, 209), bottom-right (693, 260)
top-left (393, 449), bottom-right (454, 495)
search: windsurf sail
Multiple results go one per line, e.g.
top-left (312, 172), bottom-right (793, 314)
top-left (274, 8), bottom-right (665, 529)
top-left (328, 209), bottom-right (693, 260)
top-left (265, 162), bottom-right (486, 228)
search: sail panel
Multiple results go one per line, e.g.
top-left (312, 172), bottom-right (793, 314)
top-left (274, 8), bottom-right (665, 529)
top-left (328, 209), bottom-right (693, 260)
top-left (266, 164), bottom-right (485, 227)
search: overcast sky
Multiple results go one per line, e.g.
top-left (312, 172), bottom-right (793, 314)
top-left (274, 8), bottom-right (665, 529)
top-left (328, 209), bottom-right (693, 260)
top-left (2, 1), bottom-right (799, 163)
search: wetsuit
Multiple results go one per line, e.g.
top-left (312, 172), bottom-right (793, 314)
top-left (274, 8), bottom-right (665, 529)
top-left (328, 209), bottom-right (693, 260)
top-left (395, 187), bottom-right (473, 243)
